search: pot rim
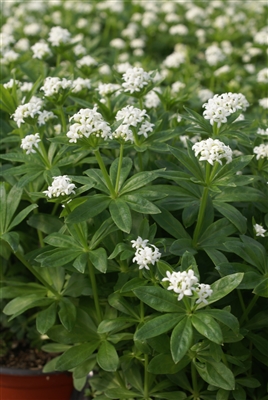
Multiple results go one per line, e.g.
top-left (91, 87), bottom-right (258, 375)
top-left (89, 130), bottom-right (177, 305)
top-left (0, 366), bottom-right (71, 376)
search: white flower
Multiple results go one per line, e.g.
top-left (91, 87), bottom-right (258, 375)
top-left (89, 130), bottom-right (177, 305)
top-left (253, 143), bottom-right (268, 160)
top-left (20, 133), bottom-right (41, 154)
top-left (40, 77), bottom-right (72, 97)
top-left (205, 44), bottom-right (225, 66)
top-left (20, 82), bottom-right (34, 92)
top-left (133, 243), bottom-right (161, 270)
top-left (99, 64), bottom-right (111, 75)
top-left (254, 27), bottom-right (268, 45)
top-left (110, 38), bottom-right (126, 49)
top-left (214, 65), bottom-right (231, 76)
top-left (73, 43), bottom-right (86, 56)
top-left (1, 50), bottom-right (19, 64)
top-left (43, 175), bottom-right (76, 198)
top-left (169, 24), bottom-right (188, 36)
top-left (171, 81), bottom-right (185, 94)
top-left (31, 41), bottom-right (52, 59)
top-left (130, 38), bottom-right (145, 49)
top-left (24, 23), bottom-right (41, 36)
top-left (38, 111), bottom-right (56, 126)
top-left (71, 78), bottom-right (91, 93)
top-left (254, 223), bottom-right (267, 237)
top-left (198, 89), bottom-right (214, 103)
top-left (54, 124), bottom-right (61, 135)
top-left (76, 55), bottom-right (97, 69)
top-left (12, 99), bottom-right (43, 128)
top-left (257, 128), bottom-right (268, 136)
top-left (131, 236), bottom-right (149, 249)
top-left (259, 98), bottom-right (268, 109)
top-left (162, 269), bottom-right (199, 301)
top-left (144, 90), bottom-right (161, 108)
top-left (48, 26), bottom-right (71, 46)
top-left (115, 62), bottom-right (132, 74)
top-left (97, 83), bottom-right (120, 97)
top-left (192, 138), bottom-right (233, 165)
top-left (122, 67), bottom-right (152, 94)
top-left (195, 284), bottom-right (213, 304)
top-left (14, 38), bottom-right (30, 52)
top-left (66, 106), bottom-right (112, 143)
top-left (257, 68), bottom-right (268, 83)
top-left (3, 79), bottom-right (21, 89)
top-left (162, 52), bottom-right (185, 68)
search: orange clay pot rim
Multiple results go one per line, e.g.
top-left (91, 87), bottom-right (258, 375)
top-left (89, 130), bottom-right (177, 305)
top-left (0, 366), bottom-right (71, 376)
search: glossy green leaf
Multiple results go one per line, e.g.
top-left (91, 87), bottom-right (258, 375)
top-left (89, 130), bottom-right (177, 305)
top-left (88, 247), bottom-right (107, 273)
top-left (0, 183), bottom-right (7, 233)
top-left (152, 208), bottom-right (190, 239)
top-left (1, 232), bottom-right (20, 252)
top-left (58, 298), bottom-right (77, 331)
top-left (3, 294), bottom-right (53, 318)
top-left (253, 277), bottom-right (268, 297)
top-left (123, 194), bottom-right (161, 214)
top-left (104, 388), bottom-right (143, 399)
top-left (153, 392), bottom-right (187, 400)
top-left (36, 248), bottom-right (82, 268)
top-left (148, 353), bottom-right (190, 375)
top-left (73, 356), bottom-right (96, 379)
top-left (97, 317), bottom-right (137, 334)
top-left (44, 233), bottom-right (82, 248)
top-left (201, 309), bottom-right (239, 333)
top-left (135, 313), bottom-right (184, 341)
top-left (191, 313), bottom-right (223, 344)
top-left (213, 201), bottom-right (247, 234)
top-left (109, 156), bottom-right (132, 190)
top-left (194, 360), bottom-right (235, 390)
top-left (109, 199), bottom-right (132, 233)
top-left (121, 170), bottom-right (163, 194)
top-left (196, 273), bottom-right (244, 309)
top-left (66, 195), bottom-right (111, 224)
top-left (90, 217), bottom-right (118, 249)
top-left (73, 252), bottom-right (88, 273)
top-left (169, 239), bottom-right (197, 256)
top-left (5, 184), bottom-right (23, 229)
top-left (133, 286), bottom-right (186, 313)
top-left (171, 317), bottom-right (193, 363)
top-left (27, 213), bottom-right (63, 234)
top-left (36, 302), bottom-right (57, 334)
top-left (55, 342), bottom-right (99, 371)
top-left (97, 340), bottom-right (119, 372)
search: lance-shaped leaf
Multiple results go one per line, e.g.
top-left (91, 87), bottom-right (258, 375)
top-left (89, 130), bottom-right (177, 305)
top-left (109, 199), bottom-right (132, 233)
top-left (194, 359), bottom-right (235, 390)
top-left (109, 156), bottom-right (133, 190)
top-left (213, 201), bottom-right (247, 234)
top-left (36, 302), bottom-right (57, 334)
top-left (120, 169), bottom-right (164, 194)
top-left (35, 248), bottom-right (82, 268)
top-left (58, 298), bottom-right (77, 331)
top-left (133, 286), bottom-right (186, 313)
top-left (201, 309), bottom-right (239, 333)
top-left (1, 232), bottom-right (20, 252)
top-left (66, 194), bottom-right (111, 224)
top-left (44, 233), bottom-right (82, 248)
top-left (122, 194), bottom-right (161, 214)
top-left (97, 340), bottom-right (119, 372)
top-left (191, 313), bottom-right (223, 344)
top-left (3, 294), bottom-right (53, 319)
top-left (88, 247), bottom-right (107, 273)
top-left (135, 313), bottom-right (184, 341)
top-left (55, 342), bottom-right (99, 371)
top-left (171, 317), bottom-right (193, 363)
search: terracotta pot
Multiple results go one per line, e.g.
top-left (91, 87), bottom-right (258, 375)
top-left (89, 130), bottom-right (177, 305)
top-left (0, 367), bottom-right (77, 400)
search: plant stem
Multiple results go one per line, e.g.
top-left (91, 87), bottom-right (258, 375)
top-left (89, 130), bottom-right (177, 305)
top-left (88, 259), bottom-right (102, 325)
top-left (239, 294), bottom-right (259, 325)
top-left (193, 186), bottom-right (209, 246)
top-left (144, 354), bottom-right (149, 399)
top-left (191, 361), bottom-right (199, 399)
top-left (15, 252), bottom-right (61, 299)
top-left (139, 97), bottom-right (144, 109)
top-left (56, 53), bottom-right (61, 67)
top-left (115, 143), bottom-right (124, 194)
top-left (94, 149), bottom-right (116, 198)
top-left (57, 106), bottom-right (67, 133)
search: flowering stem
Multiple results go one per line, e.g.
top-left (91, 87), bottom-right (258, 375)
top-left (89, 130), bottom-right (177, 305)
top-left (139, 97), bottom-right (144, 109)
top-left (88, 259), bottom-right (102, 325)
top-left (115, 143), bottom-right (124, 194)
top-left (37, 142), bottom-right (51, 169)
top-left (15, 251), bottom-right (61, 299)
top-left (144, 354), bottom-right (149, 399)
top-left (193, 186), bottom-right (209, 247)
top-left (239, 294), bottom-right (259, 325)
top-left (212, 122), bottom-right (219, 137)
top-left (57, 106), bottom-right (67, 133)
top-left (94, 149), bottom-right (117, 198)
top-left (191, 361), bottom-right (199, 399)
top-left (56, 53), bottom-right (61, 67)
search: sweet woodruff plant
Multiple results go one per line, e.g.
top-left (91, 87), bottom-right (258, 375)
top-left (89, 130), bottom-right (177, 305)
top-left (1, 1), bottom-right (268, 399)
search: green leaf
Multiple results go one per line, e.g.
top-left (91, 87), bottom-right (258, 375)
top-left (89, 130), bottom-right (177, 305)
top-left (198, 219), bottom-right (237, 249)
top-left (73, 252), bottom-right (88, 273)
top-left (55, 342), bottom-right (99, 371)
top-left (97, 341), bottom-right (119, 372)
top-left (196, 273), bottom-right (244, 309)
top-left (104, 388), bottom-right (142, 399)
top-left (191, 313), bottom-right (223, 343)
top-left (201, 309), bottom-right (239, 333)
top-left (42, 356), bottom-right (61, 373)
top-left (169, 239), bottom-right (197, 256)
top-left (169, 144), bottom-right (204, 181)
top-left (109, 199), bottom-right (132, 233)
top-left (58, 298), bottom-right (77, 331)
top-left (97, 317), bottom-right (137, 334)
top-left (148, 353), bottom-right (190, 375)
top-left (121, 170), bottom-right (163, 194)
top-left (153, 392), bottom-right (187, 400)
top-left (88, 247), bottom-right (107, 273)
top-left (194, 360), bottom-right (235, 390)
top-left (1, 231), bottom-right (20, 252)
top-left (5, 184), bottom-right (23, 229)
top-left (90, 217), bottom-right (118, 249)
top-left (133, 286), bottom-right (185, 313)
top-left (44, 233), bottom-right (81, 248)
top-left (0, 183), bottom-right (7, 233)
top-left (152, 207), bottom-right (190, 239)
top-left (122, 194), bottom-right (161, 214)
top-left (109, 156), bottom-right (132, 190)
top-left (36, 302), bottom-right (57, 334)
top-left (253, 277), bottom-right (268, 297)
top-left (171, 317), bottom-right (193, 363)
top-left (66, 195), bottom-right (111, 224)
top-left (135, 313), bottom-right (184, 341)
top-left (73, 356), bottom-right (96, 379)
top-left (215, 187), bottom-right (265, 203)
top-left (3, 294), bottom-right (52, 318)
top-left (213, 201), bottom-right (247, 234)
top-left (120, 277), bottom-right (148, 293)
top-left (8, 204), bottom-right (38, 231)
top-left (36, 248), bottom-right (82, 268)
top-left (27, 213), bottom-right (63, 234)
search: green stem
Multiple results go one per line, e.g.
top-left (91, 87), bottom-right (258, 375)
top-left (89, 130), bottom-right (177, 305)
top-left (192, 186), bottom-right (209, 246)
top-left (37, 142), bottom-right (51, 169)
top-left (57, 106), bottom-right (67, 133)
top-left (115, 144), bottom-right (124, 194)
top-left (15, 252), bottom-right (61, 298)
top-left (56, 53), bottom-right (61, 67)
top-left (237, 289), bottom-right (246, 316)
top-left (191, 361), bottom-right (199, 399)
top-left (88, 260), bottom-right (102, 325)
top-left (144, 354), bottom-right (149, 399)
top-left (139, 97), bottom-right (144, 109)
top-left (212, 122), bottom-right (219, 137)
top-left (94, 149), bottom-right (116, 198)
top-left (65, 204), bottom-right (88, 249)
top-left (240, 295), bottom-right (259, 325)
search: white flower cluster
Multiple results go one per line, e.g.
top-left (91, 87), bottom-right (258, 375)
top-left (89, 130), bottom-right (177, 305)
top-left (71, 78), bottom-right (91, 93)
top-left (205, 44), bottom-right (225, 66)
top-left (47, 26), bottom-right (71, 46)
top-left (192, 138), bottom-right (233, 165)
top-left (203, 92), bottom-right (249, 127)
top-left (131, 236), bottom-right (161, 270)
top-left (114, 105), bottom-right (154, 143)
top-left (259, 98), bottom-right (268, 109)
top-left (20, 133), bottom-right (41, 154)
top-left (31, 42), bottom-right (52, 59)
top-left (40, 77), bottom-right (72, 97)
top-left (254, 223), bottom-right (267, 237)
top-left (38, 110), bottom-right (56, 126)
top-left (12, 97), bottom-right (43, 127)
top-left (1, 49), bottom-right (19, 65)
top-left (122, 67), bottom-right (152, 94)
top-left (43, 175), bottom-right (76, 198)
top-left (253, 143), bottom-right (268, 160)
top-left (97, 83), bottom-right (121, 97)
top-left (257, 68), bottom-right (268, 83)
top-left (3, 79), bottom-right (21, 89)
top-left (144, 90), bottom-right (161, 108)
top-left (66, 106), bottom-right (112, 143)
top-left (162, 269), bottom-right (213, 304)
top-left (76, 55), bottom-right (98, 69)
top-left (257, 128), bottom-right (268, 136)
top-left (162, 51), bottom-right (185, 68)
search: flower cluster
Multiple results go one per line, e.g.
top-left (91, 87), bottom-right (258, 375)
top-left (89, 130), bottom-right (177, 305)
top-left (253, 143), bottom-right (268, 160)
top-left (97, 83), bottom-right (121, 97)
top-left (254, 224), bottom-right (267, 237)
top-left (20, 133), bottom-right (41, 154)
top-left (192, 138), bottom-right (233, 165)
top-left (71, 78), bottom-right (91, 93)
top-left (12, 97), bottom-right (43, 127)
top-left (131, 236), bottom-right (161, 270)
top-left (203, 92), bottom-right (249, 127)
top-left (162, 269), bottom-right (213, 304)
top-left (66, 106), bottom-right (112, 143)
top-left (43, 175), bottom-right (76, 198)
top-left (40, 77), bottom-right (72, 97)
top-left (47, 26), bottom-right (71, 47)
top-left (113, 105), bottom-right (154, 143)
top-left (31, 42), bottom-right (52, 59)
top-left (122, 67), bottom-right (152, 94)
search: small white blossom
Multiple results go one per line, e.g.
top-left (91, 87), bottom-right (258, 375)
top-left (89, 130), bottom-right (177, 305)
top-left (195, 284), bottom-right (213, 304)
top-left (43, 175), bottom-right (76, 198)
top-left (192, 138), bottom-right (233, 165)
top-left (1, 50), bottom-right (19, 64)
top-left (205, 44), bottom-right (225, 66)
top-left (257, 128), bottom-right (268, 136)
top-left (76, 55), bottom-right (98, 69)
top-left (97, 83), bottom-right (120, 97)
top-left (20, 82), bottom-right (34, 92)
top-left (40, 77), bottom-right (72, 97)
top-left (162, 269), bottom-right (199, 301)
top-left (20, 133), bottom-right (41, 154)
top-left (131, 236), bottom-right (149, 249)
top-left (133, 242), bottom-right (161, 270)
top-left (169, 24), bottom-right (188, 36)
top-left (171, 81), bottom-right (185, 94)
top-left (110, 38), bottom-right (126, 49)
top-left (259, 98), bottom-right (268, 109)
top-left (12, 99), bottom-right (43, 128)
top-left (214, 65), bottom-right (231, 76)
top-left (31, 41), bottom-right (52, 59)
top-left (198, 89), bottom-right (214, 103)
top-left (38, 110), bottom-right (56, 126)
top-left (162, 52), bottom-right (185, 68)
top-left (48, 26), bottom-right (71, 46)
top-left (3, 79), bottom-right (21, 89)
top-left (144, 90), bottom-right (161, 108)
top-left (254, 223), bottom-right (267, 237)
top-left (122, 67), bottom-right (152, 94)
top-left (253, 143), bottom-right (268, 160)
top-left (257, 68), bottom-right (268, 83)
top-left (66, 106), bottom-right (112, 143)
top-left (24, 23), bottom-right (41, 36)
top-left (71, 78), bottom-right (91, 93)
